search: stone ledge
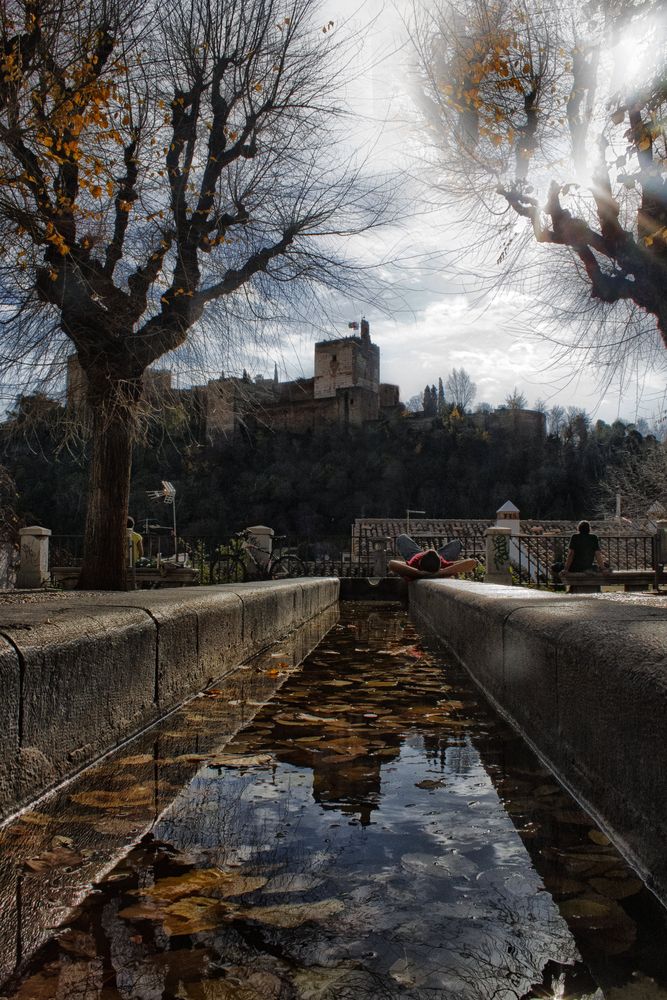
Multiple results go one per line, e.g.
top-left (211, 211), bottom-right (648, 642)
top-left (410, 579), bottom-right (667, 904)
top-left (0, 579), bottom-right (338, 821)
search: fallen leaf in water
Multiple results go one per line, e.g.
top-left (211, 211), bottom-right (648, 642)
top-left (17, 812), bottom-right (50, 827)
top-left (292, 964), bottom-right (369, 998)
top-left (263, 873), bottom-right (324, 894)
top-left (588, 876), bottom-right (643, 900)
top-left (135, 868), bottom-right (267, 902)
top-left (229, 898), bottom-right (344, 928)
top-left (559, 895), bottom-right (629, 927)
top-left (71, 785), bottom-right (154, 810)
top-left (118, 899), bottom-right (167, 922)
top-left (163, 896), bottom-right (224, 935)
top-left (389, 957), bottom-right (416, 986)
top-left (10, 967), bottom-right (64, 999)
top-left (24, 844), bottom-right (84, 873)
top-left (588, 829), bottom-right (611, 846)
top-left (50, 834), bottom-right (75, 850)
top-left (115, 754), bottom-right (155, 766)
top-left (415, 779), bottom-right (445, 790)
top-left (266, 669), bottom-right (280, 677)
top-left (207, 753), bottom-right (274, 769)
top-left (181, 967), bottom-right (285, 999)
top-left (159, 753), bottom-right (210, 766)
top-left (90, 815), bottom-right (142, 836)
top-left (273, 712), bottom-right (336, 727)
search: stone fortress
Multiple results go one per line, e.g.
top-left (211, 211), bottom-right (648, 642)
top-left (67, 318), bottom-right (402, 439)
top-left (194, 318), bottom-right (402, 438)
top-left (66, 317), bottom-right (546, 440)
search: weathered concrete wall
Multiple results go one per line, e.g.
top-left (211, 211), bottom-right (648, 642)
top-left (410, 580), bottom-right (667, 904)
top-left (0, 578), bottom-right (338, 821)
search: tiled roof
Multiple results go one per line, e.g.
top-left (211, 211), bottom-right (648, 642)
top-left (352, 517), bottom-right (652, 538)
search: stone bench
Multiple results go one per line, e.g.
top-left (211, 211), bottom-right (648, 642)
top-left (560, 568), bottom-right (666, 593)
top-left (51, 565), bottom-right (199, 589)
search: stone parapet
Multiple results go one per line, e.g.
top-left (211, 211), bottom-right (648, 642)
top-left (410, 580), bottom-right (667, 905)
top-left (0, 579), bottom-right (338, 821)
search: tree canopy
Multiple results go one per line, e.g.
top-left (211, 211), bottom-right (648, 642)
top-left (414, 0), bottom-right (667, 368)
top-left (0, 0), bottom-right (391, 587)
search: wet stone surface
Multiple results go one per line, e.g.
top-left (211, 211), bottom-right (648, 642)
top-left (1, 601), bottom-right (666, 999)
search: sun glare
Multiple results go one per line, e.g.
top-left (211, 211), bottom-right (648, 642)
top-left (610, 10), bottom-right (666, 94)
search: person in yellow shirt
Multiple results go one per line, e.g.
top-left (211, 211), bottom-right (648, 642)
top-left (127, 517), bottom-right (144, 565)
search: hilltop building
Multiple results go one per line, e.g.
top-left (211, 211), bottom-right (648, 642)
top-left (196, 319), bottom-right (400, 438)
top-left (66, 319), bottom-right (402, 439)
top-left (64, 320), bottom-right (546, 442)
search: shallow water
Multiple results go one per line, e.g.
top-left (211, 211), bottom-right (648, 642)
top-left (1, 601), bottom-right (666, 999)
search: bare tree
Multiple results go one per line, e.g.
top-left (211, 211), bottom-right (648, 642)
top-left (412, 0), bottom-right (667, 369)
top-left (0, 0), bottom-right (393, 588)
top-left (504, 387), bottom-right (527, 409)
top-left (548, 405), bottom-right (567, 438)
top-left (597, 440), bottom-right (667, 519)
top-left (445, 366), bottom-right (476, 411)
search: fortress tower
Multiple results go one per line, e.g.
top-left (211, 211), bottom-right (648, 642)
top-left (313, 318), bottom-right (380, 399)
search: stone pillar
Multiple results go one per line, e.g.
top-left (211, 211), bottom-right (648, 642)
top-left (371, 536), bottom-right (390, 577)
top-left (244, 525), bottom-right (274, 577)
top-left (485, 527), bottom-right (512, 585)
top-left (655, 520), bottom-right (667, 566)
top-left (17, 526), bottom-right (51, 589)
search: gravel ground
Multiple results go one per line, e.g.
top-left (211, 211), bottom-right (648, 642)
top-left (0, 589), bottom-right (106, 604)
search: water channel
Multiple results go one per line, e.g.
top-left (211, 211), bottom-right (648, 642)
top-left (1, 600), bottom-right (666, 999)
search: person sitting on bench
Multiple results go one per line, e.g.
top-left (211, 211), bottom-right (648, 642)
top-left (561, 520), bottom-right (610, 575)
top-left (388, 533), bottom-right (477, 580)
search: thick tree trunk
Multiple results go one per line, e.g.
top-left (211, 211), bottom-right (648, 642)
top-left (77, 377), bottom-right (140, 591)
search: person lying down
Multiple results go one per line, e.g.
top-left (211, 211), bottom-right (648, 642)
top-left (388, 548), bottom-right (478, 581)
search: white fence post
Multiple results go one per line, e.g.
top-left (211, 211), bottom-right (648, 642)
top-left (17, 526), bottom-right (51, 589)
top-left (485, 526), bottom-right (512, 584)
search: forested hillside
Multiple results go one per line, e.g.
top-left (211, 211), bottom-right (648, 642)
top-left (0, 395), bottom-right (659, 547)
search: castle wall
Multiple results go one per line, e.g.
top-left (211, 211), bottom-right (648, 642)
top-left (379, 383), bottom-right (400, 408)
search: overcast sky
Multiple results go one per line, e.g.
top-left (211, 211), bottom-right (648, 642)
top-left (244, 0), bottom-right (666, 428)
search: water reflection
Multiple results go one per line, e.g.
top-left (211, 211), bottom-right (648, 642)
top-left (2, 603), bottom-right (666, 999)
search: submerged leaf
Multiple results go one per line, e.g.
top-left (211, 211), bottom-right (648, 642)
top-left (163, 895), bottom-right (224, 935)
top-left (588, 876), bottom-right (643, 900)
top-left (229, 898), bottom-right (344, 928)
top-left (559, 895), bottom-right (633, 929)
top-left (24, 845), bottom-right (83, 872)
top-left (71, 785), bottom-right (154, 809)
top-left (134, 868), bottom-right (267, 902)
top-left (207, 753), bottom-right (274, 769)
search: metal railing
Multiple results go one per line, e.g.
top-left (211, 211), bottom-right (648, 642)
top-left (511, 533), bottom-right (656, 588)
top-left (48, 530), bottom-right (659, 585)
top-left (50, 534), bottom-right (85, 567)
